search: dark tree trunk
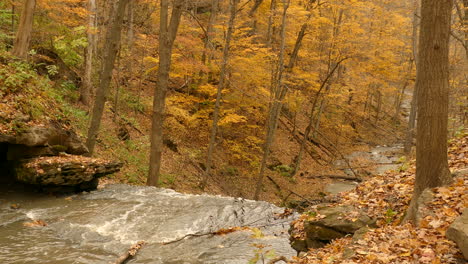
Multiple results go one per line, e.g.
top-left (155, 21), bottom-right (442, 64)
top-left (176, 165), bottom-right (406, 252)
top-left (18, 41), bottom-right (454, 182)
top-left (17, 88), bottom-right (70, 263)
top-left (12, 0), bottom-right (35, 59)
top-left (147, 0), bottom-right (183, 186)
top-left (86, 0), bottom-right (129, 155)
top-left (405, 0), bottom-right (453, 223)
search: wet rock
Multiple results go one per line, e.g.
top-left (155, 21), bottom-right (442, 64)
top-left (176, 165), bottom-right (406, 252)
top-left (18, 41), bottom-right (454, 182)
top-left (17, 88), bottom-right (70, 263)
top-left (446, 209), bottom-right (468, 260)
top-left (15, 155), bottom-right (122, 187)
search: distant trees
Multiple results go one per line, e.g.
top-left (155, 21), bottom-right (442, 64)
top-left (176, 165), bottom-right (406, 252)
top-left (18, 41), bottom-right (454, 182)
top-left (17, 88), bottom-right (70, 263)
top-left (12, 0), bottom-right (35, 58)
top-left (405, 0), bottom-right (453, 223)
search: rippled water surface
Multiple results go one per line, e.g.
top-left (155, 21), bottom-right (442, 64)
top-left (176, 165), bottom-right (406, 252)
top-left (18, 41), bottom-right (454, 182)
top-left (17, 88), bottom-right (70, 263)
top-left (0, 184), bottom-right (296, 264)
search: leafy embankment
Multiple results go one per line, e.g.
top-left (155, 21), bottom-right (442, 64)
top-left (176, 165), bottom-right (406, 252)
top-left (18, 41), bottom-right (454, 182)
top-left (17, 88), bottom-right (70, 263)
top-left (0, 51), bottom-right (81, 135)
top-left (290, 135), bottom-right (467, 264)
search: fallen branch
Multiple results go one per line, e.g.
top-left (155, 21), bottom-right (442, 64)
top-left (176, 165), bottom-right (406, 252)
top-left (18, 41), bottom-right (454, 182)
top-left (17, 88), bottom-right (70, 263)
top-left (306, 174), bottom-right (362, 182)
top-left (111, 241), bottom-right (145, 264)
top-left (266, 176), bottom-right (326, 206)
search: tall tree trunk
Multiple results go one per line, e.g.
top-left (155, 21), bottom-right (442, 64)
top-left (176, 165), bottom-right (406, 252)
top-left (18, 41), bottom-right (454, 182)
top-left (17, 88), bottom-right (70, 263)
top-left (85, 0), bottom-right (129, 155)
top-left (126, 0), bottom-right (134, 78)
top-left (404, 0), bottom-right (420, 154)
top-left (266, 0), bottom-right (277, 47)
top-left (147, 0), bottom-right (183, 186)
top-left (81, 0), bottom-right (97, 106)
top-left (254, 0), bottom-right (290, 200)
top-left (12, 0), bottom-right (35, 59)
top-left (405, 0), bottom-right (453, 223)
top-left (201, 0), bottom-right (238, 189)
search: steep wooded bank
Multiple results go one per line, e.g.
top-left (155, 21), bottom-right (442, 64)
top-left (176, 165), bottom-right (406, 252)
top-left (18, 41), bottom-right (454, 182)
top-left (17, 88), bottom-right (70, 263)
top-left (0, 51), bottom-right (122, 190)
top-left (0, 0), bottom-right (466, 202)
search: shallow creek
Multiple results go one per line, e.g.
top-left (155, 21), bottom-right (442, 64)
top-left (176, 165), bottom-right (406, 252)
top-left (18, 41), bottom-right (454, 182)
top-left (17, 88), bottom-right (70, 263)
top-left (0, 184), bottom-right (296, 264)
top-left (0, 144), bottom-right (406, 264)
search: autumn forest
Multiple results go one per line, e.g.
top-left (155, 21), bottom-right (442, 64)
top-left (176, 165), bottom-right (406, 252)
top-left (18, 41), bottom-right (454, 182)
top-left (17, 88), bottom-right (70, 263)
top-left (0, 0), bottom-right (467, 262)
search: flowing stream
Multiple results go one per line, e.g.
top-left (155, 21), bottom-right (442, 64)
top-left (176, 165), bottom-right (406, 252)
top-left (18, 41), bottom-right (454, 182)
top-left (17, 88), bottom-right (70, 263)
top-left (0, 184), bottom-right (296, 264)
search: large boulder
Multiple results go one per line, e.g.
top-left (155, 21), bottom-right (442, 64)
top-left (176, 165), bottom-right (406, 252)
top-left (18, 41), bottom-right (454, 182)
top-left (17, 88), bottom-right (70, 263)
top-left (290, 205), bottom-right (376, 252)
top-left (15, 155), bottom-right (122, 188)
top-left (1, 125), bottom-right (88, 158)
top-left (446, 209), bottom-right (468, 260)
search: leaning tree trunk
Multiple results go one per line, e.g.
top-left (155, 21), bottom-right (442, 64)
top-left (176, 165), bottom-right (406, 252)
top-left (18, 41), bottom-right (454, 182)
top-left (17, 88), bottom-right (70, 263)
top-left (147, 0), bottom-right (183, 186)
top-left (81, 0), bottom-right (97, 106)
top-left (86, 0), bottom-right (129, 155)
top-left (201, 0), bottom-right (238, 189)
top-left (404, 0), bottom-right (453, 223)
top-left (254, 0), bottom-right (290, 200)
top-left (12, 0), bottom-right (35, 59)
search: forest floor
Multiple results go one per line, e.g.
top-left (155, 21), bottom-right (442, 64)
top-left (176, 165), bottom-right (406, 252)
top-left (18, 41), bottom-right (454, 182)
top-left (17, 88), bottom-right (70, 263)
top-left (289, 134), bottom-right (467, 264)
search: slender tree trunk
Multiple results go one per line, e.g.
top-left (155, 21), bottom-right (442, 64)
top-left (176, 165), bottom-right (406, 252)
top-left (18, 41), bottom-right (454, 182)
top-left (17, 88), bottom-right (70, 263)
top-left (147, 0), bottom-right (183, 186)
top-left (249, 0), bottom-right (263, 16)
top-left (113, 49), bottom-right (122, 121)
top-left (200, 0), bottom-right (218, 81)
top-left (254, 0), bottom-right (290, 200)
top-left (405, 0), bottom-right (453, 223)
top-left (81, 0), bottom-right (97, 106)
top-left (127, 0), bottom-right (134, 78)
top-left (12, 0), bottom-right (35, 59)
top-left (287, 0), bottom-right (316, 69)
top-left (86, 0), bottom-right (129, 155)
top-left (201, 0), bottom-right (238, 188)
top-left (266, 0), bottom-right (277, 47)
top-left (374, 90), bottom-right (382, 124)
top-left (404, 0), bottom-right (420, 154)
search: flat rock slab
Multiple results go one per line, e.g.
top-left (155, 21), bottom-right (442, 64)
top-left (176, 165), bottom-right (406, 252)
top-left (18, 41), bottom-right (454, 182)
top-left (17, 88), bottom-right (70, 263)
top-left (446, 208), bottom-right (468, 260)
top-left (15, 155), bottom-right (123, 186)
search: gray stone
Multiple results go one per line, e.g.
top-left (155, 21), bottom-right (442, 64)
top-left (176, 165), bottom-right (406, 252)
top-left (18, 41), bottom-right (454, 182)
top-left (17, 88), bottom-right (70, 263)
top-left (309, 205), bottom-right (376, 234)
top-left (352, 226), bottom-right (371, 241)
top-left (290, 205), bottom-right (376, 253)
top-left (1, 125), bottom-right (88, 156)
top-left (446, 209), bottom-right (468, 260)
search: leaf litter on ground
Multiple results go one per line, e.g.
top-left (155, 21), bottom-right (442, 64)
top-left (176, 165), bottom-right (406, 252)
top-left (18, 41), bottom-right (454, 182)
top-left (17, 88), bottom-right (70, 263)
top-left (290, 135), bottom-right (467, 264)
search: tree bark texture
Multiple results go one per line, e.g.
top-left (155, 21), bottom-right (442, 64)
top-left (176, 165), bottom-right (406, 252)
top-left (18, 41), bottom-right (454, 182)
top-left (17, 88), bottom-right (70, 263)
top-left (405, 0), bottom-right (453, 223)
top-left (12, 0), bottom-right (35, 59)
top-left (86, 0), bottom-right (129, 155)
top-left (201, 0), bottom-right (238, 188)
top-left (147, 0), bottom-right (183, 186)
